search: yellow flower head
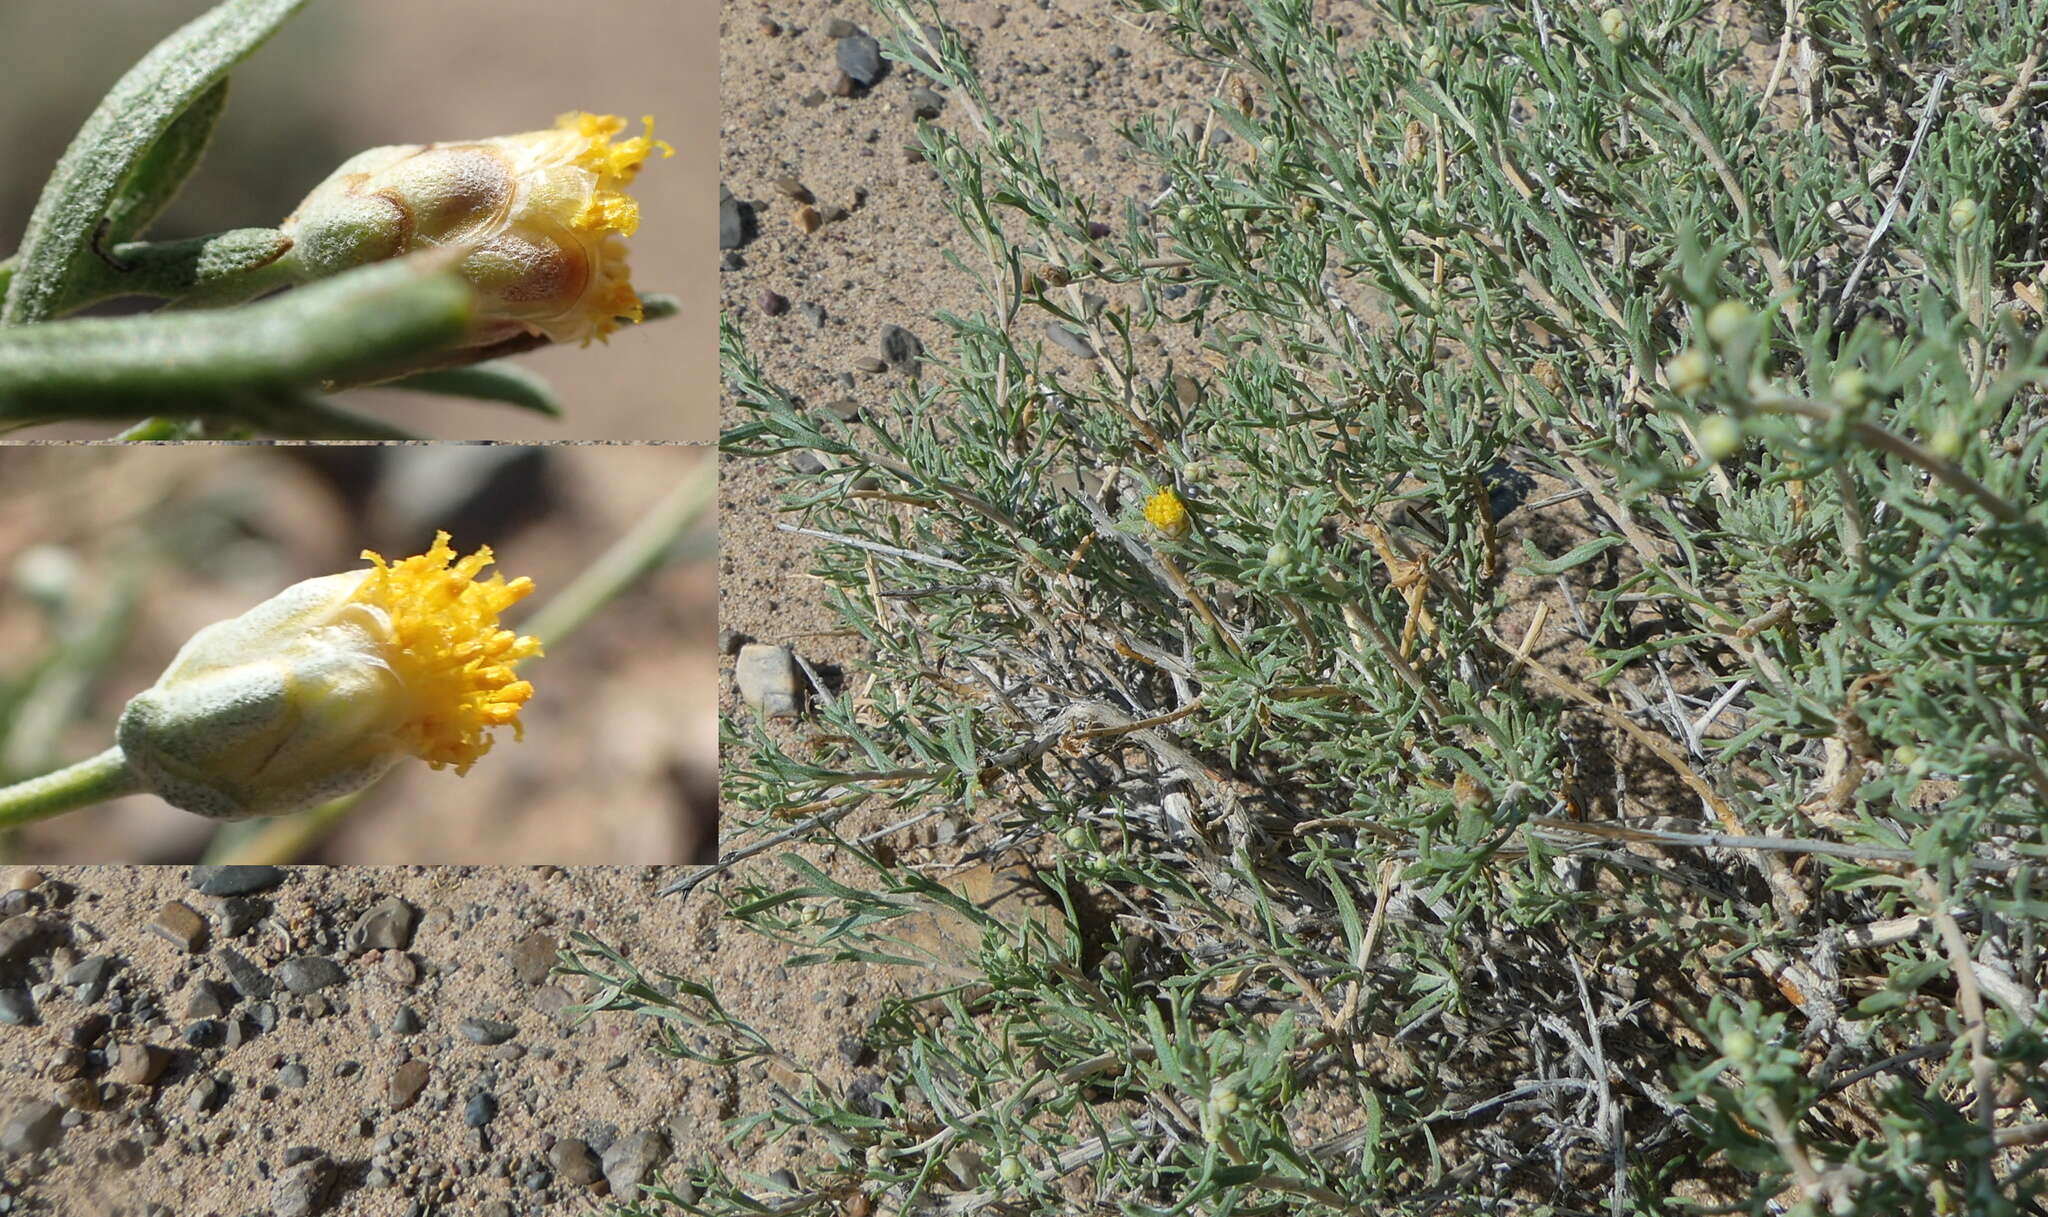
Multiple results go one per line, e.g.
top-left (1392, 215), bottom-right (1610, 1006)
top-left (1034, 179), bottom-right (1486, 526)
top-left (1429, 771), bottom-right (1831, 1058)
top-left (281, 112), bottom-right (674, 346)
top-left (117, 533), bottom-right (541, 820)
top-left (352, 532), bottom-right (544, 773)
top-left (1144, 486), bottom-right (1191, 538)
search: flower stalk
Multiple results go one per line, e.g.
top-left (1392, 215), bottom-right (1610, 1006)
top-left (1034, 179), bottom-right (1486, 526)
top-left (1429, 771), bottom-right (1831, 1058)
top-left (0, 748), bottom-right (143, 831)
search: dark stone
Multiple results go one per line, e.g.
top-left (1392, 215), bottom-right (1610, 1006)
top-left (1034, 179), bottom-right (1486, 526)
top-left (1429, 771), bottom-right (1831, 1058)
top-left (0, 989), bottom-right (36, 1027)
top-left (464, 1092), bottom-right (498, 1128)
top-left (458, 1017), bottom-right (517, 1046)
top-left (218, 949), bottom-right (275, 1000)
top-left (62, 956), bottom-right (116, 1003)
top-left (274, 957), bottom-right (346, 996)
top-left (186, 866), bottom-right (284, 897)
top-left (879, 324), bottom-right (924, 372)
top-left (837, 34), bottom-right (885, 87)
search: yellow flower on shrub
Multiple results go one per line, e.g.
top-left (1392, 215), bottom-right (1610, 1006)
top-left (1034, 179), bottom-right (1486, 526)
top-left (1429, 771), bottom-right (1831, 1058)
top-left (281, 112), bottom-right (674, 346)
top-left (1144, 486), bottom-right (1191, 537)
top-left (117, 533), bottom-right (541, 820)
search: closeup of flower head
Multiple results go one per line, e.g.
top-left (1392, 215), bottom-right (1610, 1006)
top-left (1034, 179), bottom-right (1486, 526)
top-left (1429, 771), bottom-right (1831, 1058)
top-left (280, 112), bottom-right (674, 347)
top-left (117, 533), bottom-right (541, 820)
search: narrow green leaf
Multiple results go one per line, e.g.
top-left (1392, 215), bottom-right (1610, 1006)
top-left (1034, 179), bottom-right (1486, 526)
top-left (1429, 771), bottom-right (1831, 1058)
top-left (385, 361), bottom-right (564, 417)
top-left (103, 78), bottom-right (232, 243)
top-left (0, 253), bottom-right (473, 432)
top-left (2, 0), bottom-right (312, 324)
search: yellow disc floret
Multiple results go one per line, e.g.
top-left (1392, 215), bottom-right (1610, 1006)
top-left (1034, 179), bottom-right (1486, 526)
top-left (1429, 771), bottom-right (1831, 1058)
top-left (352, 532), bottom-right (543, 774)
top-left (1144, 486), bottom-right (1191, 538)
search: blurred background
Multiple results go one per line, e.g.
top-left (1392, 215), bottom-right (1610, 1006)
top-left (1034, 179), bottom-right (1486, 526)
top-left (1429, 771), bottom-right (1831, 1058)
top-left (0, 444), bottom-right (717, 864)
top-left (0, 0), bottom-right (714, 440)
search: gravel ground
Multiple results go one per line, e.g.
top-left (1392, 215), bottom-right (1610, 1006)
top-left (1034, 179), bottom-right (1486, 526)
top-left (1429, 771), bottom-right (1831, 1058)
top-left (0, 866), bottom-right (711, 1216)
top-left (0, 863), bottom-right (993, 1216)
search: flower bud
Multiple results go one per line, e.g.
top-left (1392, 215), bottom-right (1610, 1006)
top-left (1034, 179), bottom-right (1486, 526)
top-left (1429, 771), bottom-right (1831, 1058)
top-left (117, 533), bottom-right (541, 820)
top-left (1948, 197), bottom-right (1981, 233)
top-left (1597, 8), bottom-right (1628, 40)
top-left (1665, 347), bottom-right (1712, 397)
top-left (1703, 299), bottom-right (1750, 347)
top-left (281, 113), bottom-right (673, 347)
top-left (1698, 413), bottom-right (1742, 462)
top-left (1419, 44), bottom-right (1446, 76)
top-left (1927, 419), bottom-right (1965, 461)
top-left (1831, 367), bottom-right (1870, 408)
top-left (1722, 1026), bottom-right (1756, 1062)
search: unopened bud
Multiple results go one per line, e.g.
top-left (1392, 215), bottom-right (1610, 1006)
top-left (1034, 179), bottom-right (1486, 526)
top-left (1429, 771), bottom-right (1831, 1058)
top-left (1927, 419), bottom-right (1965, 461)
top-left (1831, 368), bottom-right (1870, 408)
top-left (1704, 299), bottom-right (1750, 347)
top-left (1666, 347), bottom-right (1712, 397)
top-left (281, 113), bottom-right (673, 347)
top-left (1948, 197), bottom-right (1981, 233)
top-left (117, 533), bottom-right (540, 819)
top-left (1598, 8), bottom-right (1628, 40)
top-left (1698, 414), bottom-right (1742, 462)
top-left (1419, 44), bottom-right (1446, 76)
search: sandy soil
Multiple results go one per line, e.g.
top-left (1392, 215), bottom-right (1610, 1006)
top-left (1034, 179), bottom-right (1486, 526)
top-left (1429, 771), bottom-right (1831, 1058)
top-left (1, 0), bottom-right (716, 442)
top-left (718, 0), bottom-right (1218, 689)
top-left (0, 444), bottom-right (717, 867)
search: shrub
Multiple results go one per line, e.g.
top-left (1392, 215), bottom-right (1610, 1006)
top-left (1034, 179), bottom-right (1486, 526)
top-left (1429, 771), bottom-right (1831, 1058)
top-left (706, 1), bottom-right (2048, 1212)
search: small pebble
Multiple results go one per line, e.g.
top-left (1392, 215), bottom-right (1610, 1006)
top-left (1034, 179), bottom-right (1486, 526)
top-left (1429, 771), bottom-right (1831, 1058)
top-left (148, 903), bottom-right (207, 953)
top-left (347, 898), bottom-right (418, 954)
top-left (793, 204), bottom-right (823, 233)
top-left (768, 175), bottom-right (814, 204)
top-left (718, 186), bottom-right (744, 250)
top-left (0, 1100), bottom-right (62, 1155)
top-left (387, 1061), bottom-right (430, 1110)
top-left (464, 1092), bottom-right (498, 1128)
top-left (504, 934), bottom-right (559, 986)
top-left (757, 290), bottom-right (789, 316)
top-left (186, 866), bottom-right (283, 897)
top-left (550, 1136), bottom-right (603, 1186)
top-left (270, 1153), bottom-right (336, 1217)
top-left (107, 1043), bottom-right (169, 1086)
top-left (219, 949), bottom-right (276, 1000)
top-left (274, 957), bottom-right (346, 996)
top-left (837, 33), bottom-right (884, 87)
top-left (0, 989), bottom-right (36, 1027)
top-left (879, 324), bottom-right (923, 372)
top-left (734, 644), bottom-right (801, 718)
top-left (1044, 324), bottom-right (1098, 360)
top-left (458, 1017), bottom-right (518, 1046)
top-left (0, 914), bottom-right (39, 959)
top-left (602, 1131), bottom-right (672, 1199)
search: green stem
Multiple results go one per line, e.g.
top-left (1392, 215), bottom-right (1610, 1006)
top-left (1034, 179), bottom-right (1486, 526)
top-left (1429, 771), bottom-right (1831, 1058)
top-left (0, 251), bottom-right (472, 432)
top-left (0, 748), bottom-right (142, 830)
top-left (43, 228), bottom-right (298, 315)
